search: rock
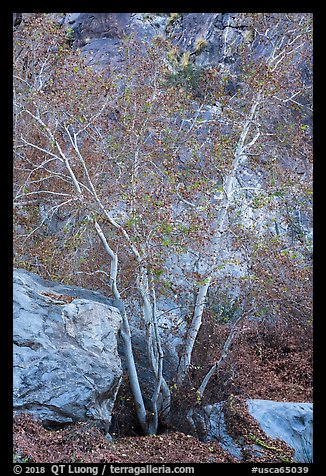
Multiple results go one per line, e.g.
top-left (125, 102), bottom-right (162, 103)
top-left (247, 399), bottom-right (313, 463)
top-left (63, 12), bottom-right (253, 72)
top-left (13, 269), bottom-right (122, 432)
top-left (189, 399), bottom-right (313, 462)
top-left (66, 13), bottom-right (132, 47)
top-left (13, 13), bottom-right (22, 28)
top-left (187, 403), bottom-right (243, 459)
top-left (66, 13), bottom-right (164, 71)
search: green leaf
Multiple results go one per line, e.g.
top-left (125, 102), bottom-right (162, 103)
top-left (196, 277), bottom-right (210, 286)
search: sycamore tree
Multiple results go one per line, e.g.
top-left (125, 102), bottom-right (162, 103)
top-left (179, 12), bottom-right (313, 395)
top-left (13, 13), bottom-right (312, 433)
top-left (13, 14), bottom-right (222, 434)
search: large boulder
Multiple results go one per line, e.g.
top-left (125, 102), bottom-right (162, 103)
top-left (247, 399), bottom-right (313, 463)
top-left (13, 269), bottom-right (122, 432)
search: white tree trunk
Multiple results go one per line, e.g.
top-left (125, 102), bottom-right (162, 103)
top-left (197, 314), bottom-right (242, 397)
top-left (177, 90), bottom-right (263, 383)
top-left (94, 220), bottom-right (149, 434)
top-left (137, 266), bottom-right (171, 434)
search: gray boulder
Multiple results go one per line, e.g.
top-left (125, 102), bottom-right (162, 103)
top-left (247, 399), bottom-right (313, 463)
top-left (13, 269), bottom-right (122, 432)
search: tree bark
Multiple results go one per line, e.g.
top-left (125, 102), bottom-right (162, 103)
top-left (177, 90), bottom-right (263, 383)
top-left (94, 220), bottom-right (149, 434)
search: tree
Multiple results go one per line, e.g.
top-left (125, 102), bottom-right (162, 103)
top-left (177, 12), bottom-right (313, 394)
top-left (13, 13), bottom-right (312, 433)
top-left (13, 15), bottom-right (221, 434)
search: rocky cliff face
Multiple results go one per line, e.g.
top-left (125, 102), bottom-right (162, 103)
top-left (13, 268), bottom-right (122, 432)
top-left (53, 12), bottom-right (313, 256)
top-left (62, 13), bottom-right (254, 70)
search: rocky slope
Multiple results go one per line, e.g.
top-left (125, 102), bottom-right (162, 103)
top-left (63, 13), bottom-right (255, 70)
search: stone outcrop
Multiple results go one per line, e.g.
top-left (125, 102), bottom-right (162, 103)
top-left (13, 269), bottom-right (183, 432)
top-left (61, 13), bottom-right (254, 71)
top-left (13, 269), bottom-right (122, 432)
top-left (247, 399), bottom-right (313, 463)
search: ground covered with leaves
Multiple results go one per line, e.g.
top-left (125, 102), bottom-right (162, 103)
top-left (13, 413), bottom-right (235, 463)
top-left (190, 316), bottom-right (313, 404)
top-left (13, 400), bottom-right (294, 464)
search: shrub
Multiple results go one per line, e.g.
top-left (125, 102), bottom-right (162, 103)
top-left (194, 36), bottom-right (208, 53)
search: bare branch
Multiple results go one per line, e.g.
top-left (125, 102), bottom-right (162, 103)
top-left (15, 190), bottom-right (72, 200)
top-left (19, 138), bottom-right (63, 162)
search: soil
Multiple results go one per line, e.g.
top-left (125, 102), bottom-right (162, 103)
top-left (189, 316), bottom-right (313, 404)
top-left (13, 413), bottom-right (236, 463)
